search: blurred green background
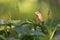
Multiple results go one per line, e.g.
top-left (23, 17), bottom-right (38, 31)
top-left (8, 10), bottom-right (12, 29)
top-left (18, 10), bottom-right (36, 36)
top-left (0, 0), bottom-right (60, 21)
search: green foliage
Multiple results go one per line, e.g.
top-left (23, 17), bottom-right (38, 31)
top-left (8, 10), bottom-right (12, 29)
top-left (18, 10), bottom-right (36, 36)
top-left (0, 18), bottom-right (60, 40)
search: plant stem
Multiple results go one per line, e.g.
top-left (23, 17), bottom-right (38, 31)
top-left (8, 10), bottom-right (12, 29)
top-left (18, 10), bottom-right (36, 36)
top-left (9, 12), bottom-right (11, 22)
top-left (49, 26), bottom-right (57, 40)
